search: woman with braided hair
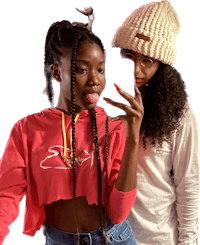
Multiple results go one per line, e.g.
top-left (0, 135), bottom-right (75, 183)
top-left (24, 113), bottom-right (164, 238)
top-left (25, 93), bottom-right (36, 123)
top-left (111, 0), bottom-right (199, 244)
top-left (0, 7), bottom-right (143, 245)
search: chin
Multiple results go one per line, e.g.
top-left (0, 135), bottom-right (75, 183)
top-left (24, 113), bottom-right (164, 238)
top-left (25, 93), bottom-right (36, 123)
top-left (136, 83), bottom-right (143, 89)
top-left (76, 103), bottom-right (96, 112)
top-left (86, 103), bottom-right (96, 110)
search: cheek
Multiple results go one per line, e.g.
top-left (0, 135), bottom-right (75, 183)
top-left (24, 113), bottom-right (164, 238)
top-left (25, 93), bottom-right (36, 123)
top-left (146, 66), bottom-right (159, 82)
top-left (60, 75), bottom-right (71, 97)
top-left (62, 72), bottom-right (71, 82)
top-left (99, 73), bottom-right (106, 86)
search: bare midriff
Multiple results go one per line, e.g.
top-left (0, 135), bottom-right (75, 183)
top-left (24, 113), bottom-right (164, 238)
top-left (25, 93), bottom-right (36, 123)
top-left (44, 196), bottom-right (107, 233)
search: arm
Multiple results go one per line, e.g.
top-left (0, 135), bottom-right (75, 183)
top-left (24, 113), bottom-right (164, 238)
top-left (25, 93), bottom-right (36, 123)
top-left (104, 84), bottom-right (143, 223)
top-left (172, 104), bottom-right (199, 245)
top-left (0, 122), bottom-right (26, 245)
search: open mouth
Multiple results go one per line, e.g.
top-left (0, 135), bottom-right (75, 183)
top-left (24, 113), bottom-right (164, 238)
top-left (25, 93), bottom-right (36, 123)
top-left (85, 93), bottom-right (99, 104)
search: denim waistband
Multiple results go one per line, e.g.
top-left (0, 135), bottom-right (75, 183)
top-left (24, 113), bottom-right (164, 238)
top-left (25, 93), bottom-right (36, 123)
top-left (43, 219), bottom-right (115, 238)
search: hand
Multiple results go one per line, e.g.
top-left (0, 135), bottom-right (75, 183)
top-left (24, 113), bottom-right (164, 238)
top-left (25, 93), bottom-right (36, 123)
top-left (103, 83), bottom-right (144, 142)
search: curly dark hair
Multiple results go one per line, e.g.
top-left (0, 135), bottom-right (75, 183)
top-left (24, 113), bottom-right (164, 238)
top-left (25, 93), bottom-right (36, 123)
top-left (141, 62), bottom-right (188, 148)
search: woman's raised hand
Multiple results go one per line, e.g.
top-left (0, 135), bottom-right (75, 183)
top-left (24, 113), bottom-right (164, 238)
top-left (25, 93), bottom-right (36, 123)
top-left (103, 83), bottom-right (144, 142)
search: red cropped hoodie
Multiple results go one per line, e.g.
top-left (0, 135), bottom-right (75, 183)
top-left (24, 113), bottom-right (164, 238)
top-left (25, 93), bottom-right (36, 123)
top-left (0, 106), bottom-right (137, 244)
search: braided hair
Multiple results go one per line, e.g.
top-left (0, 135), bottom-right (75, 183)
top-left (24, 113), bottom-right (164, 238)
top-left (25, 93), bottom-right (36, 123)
top-left (44, 17), bottom-right (109, 245)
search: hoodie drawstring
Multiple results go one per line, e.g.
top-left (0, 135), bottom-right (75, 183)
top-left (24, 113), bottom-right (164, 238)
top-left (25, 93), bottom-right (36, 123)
top-left (62, 112), bottom-right (79, 161)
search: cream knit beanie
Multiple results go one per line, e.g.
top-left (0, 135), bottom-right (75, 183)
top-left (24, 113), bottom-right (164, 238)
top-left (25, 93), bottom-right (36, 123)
top-left (112, 0), bottom-right (180, 66)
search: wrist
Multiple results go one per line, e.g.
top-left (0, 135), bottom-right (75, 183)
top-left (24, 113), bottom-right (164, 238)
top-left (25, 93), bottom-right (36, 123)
top-left (125, 137), bottom-right (140, 146)
top-left (125, 124), bottom-right (141, 142)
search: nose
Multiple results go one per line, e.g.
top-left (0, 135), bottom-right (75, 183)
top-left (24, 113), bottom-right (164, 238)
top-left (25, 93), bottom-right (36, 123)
top-left (88, 69), bottom-right (100, 86)
top-left (134, 60), bottom-right (142, 76)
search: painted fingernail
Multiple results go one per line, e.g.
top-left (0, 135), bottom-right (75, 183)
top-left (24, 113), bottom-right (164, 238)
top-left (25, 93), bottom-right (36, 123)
top-left (114, 83), bottom-right (122, 91)
top-left (103, 98), bottom-right (112, 103)
top-left (115, 88), bottom-right (122, 95)
top-left (112, 116), bottom-right (120, 121)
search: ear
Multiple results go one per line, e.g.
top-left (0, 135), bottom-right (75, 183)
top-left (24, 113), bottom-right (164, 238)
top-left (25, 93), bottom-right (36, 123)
top-left (50, 64), bottom-right (61, 82)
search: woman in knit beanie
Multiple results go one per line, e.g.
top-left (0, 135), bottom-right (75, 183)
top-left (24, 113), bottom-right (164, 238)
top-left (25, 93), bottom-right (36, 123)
top-left (109, 0), bottom-right (199, 244)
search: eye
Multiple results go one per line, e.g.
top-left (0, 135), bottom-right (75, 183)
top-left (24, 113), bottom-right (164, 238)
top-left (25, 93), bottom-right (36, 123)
top-left (98, 67), bottom-right (105, 74)
top-left (143, 58), bottom-right (153, 63)
top-left (142, 58), bottom-right (154, 67)
top-left (75, 67), bottom-right (87, 73)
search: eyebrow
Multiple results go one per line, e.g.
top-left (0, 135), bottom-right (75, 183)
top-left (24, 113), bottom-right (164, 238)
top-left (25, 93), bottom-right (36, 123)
top-left (121, 49), bottom-right (133, 54)
top-left (76, 59), bottom-right (105, 64)
top-left (122, 49), bottom-right (153, 59)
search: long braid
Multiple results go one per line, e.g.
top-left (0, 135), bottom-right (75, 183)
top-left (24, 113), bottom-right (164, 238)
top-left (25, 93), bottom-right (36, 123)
top-left (44, 41), bottom-right (54, 107)
top-left (97, 38), bottom-right (108, 242)
top-left (105, 115), bottom-right (109, 243)
top-left (92, 109), bottom-right (109, 245)
top-left (71, 37), bottom-right (81, 245)
top-left (91, 108), bottom-right (104, 244)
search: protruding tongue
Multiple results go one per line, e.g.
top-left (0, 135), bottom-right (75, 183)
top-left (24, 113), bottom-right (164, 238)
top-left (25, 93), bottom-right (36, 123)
top-left (86, 93), bottom-right (99, 104)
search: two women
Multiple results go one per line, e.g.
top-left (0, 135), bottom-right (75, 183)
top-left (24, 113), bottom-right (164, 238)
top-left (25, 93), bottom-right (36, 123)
top-left (0, 1), bottom-right (198, 245)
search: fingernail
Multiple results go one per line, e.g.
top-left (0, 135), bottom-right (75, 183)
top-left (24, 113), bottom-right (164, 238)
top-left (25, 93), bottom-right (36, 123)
top-left (112, 116), bottom-right (120, 121)
top-left (103, 98), bottom-right (112, 103)
top-left (114, 83), bottom-right (122, 91)
top-left (115, 88), bottom-right (122, 94)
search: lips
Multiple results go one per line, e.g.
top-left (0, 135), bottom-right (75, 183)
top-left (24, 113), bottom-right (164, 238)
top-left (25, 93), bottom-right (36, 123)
top-left (135, 77), bottom-right (143, 81)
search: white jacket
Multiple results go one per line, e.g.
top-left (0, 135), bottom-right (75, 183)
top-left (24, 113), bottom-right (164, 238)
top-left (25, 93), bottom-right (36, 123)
top-left (128, 103), bottom-right (199, 245)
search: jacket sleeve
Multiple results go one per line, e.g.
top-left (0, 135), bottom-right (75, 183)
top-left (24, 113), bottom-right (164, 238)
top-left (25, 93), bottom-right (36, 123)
top-left (0, 121), bottom-right (26, 245)
top-left (172, 104), bottom-right (199, 245)
top-left (105, 121), bottom-right (137, 224)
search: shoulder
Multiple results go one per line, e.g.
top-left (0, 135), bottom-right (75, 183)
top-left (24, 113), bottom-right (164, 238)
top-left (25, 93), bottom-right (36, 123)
top-left (95, 106), bottom-right (126, 139)
top-left (96, 106), bottom-right (125, 132)
top-left (12, 108), bottom-right (56, 130)
top-left (173, 102), bottom-right (198, 141)
top-left (109, 118), bottom-right (125, 132)
top-left (108, 119), bottom-right (126, 146)
top-left (180, 102), bottom-right (198, 128)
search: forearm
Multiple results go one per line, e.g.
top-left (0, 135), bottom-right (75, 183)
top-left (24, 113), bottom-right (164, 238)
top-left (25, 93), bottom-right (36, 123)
top-left (176, 181), bottom-right (199, 244)
top-left (115, 138), bottom-right (139, 192)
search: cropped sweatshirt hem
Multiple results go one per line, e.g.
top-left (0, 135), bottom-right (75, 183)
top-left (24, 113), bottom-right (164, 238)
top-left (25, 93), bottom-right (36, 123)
top-left (0, 106), bottom-right (137, 244)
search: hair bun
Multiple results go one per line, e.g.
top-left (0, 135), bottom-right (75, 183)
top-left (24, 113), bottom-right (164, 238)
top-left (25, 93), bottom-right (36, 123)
top-left (58, 20), bottom-right (72, 30)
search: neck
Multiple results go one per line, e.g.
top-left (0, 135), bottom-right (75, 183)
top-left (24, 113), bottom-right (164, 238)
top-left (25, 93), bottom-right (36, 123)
top-left (56, 95), bottom-right (71, 115)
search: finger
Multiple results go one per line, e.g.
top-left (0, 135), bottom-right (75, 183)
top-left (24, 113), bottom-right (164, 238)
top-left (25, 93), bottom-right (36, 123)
top-left (114, 83), bottom-right (141, 110)
top-left (134, 84), bottom-right (142, 99)
top-left (103, 97), bottom-right (142, 117)
top-left (111, 114), bottom-right (142, 122)
top-left (111, 116), bottom-right (121, 121)
top-left (132, 85), bottom-right (144, 112)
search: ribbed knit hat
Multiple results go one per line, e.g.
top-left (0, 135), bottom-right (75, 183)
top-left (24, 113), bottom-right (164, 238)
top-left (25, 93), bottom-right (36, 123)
top-left (112, 0), bottom-right (180, 66)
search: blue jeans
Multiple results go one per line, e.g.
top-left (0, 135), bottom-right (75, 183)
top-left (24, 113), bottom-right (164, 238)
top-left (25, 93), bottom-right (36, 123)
top-left (44, 219), bottom-right (137, 245)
